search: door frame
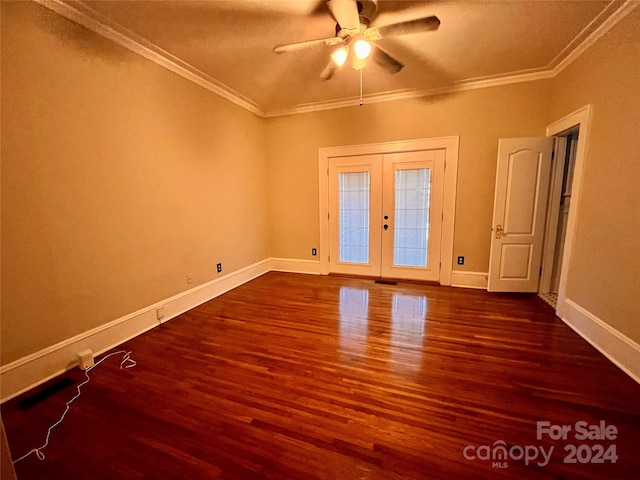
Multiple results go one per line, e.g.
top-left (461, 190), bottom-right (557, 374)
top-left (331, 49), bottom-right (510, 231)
top-left (318, 136), bottom-right (459, 285)
top-left (543, 105), bottom-right (592, 317)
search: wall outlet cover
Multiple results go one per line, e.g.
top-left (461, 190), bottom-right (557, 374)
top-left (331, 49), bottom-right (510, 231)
top-left (78, 349), bottom-right (94, 371)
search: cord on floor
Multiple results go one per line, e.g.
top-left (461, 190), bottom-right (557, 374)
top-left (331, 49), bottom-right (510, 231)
top-left (12, 350), bottom-right (136, 464)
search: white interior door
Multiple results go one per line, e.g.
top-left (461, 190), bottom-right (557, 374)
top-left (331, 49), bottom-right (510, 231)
top-left (488, 137), bottom-right (554, 292)
top-left (328, 149), bottom-right (444, 281)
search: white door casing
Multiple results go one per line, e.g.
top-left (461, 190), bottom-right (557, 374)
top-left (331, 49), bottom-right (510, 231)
top-left (545, 105), bottom-right (592, 318)
top-left (488, 137), bottom-right (554, 292)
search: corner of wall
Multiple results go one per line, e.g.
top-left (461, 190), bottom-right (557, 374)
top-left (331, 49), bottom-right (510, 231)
top-left (559, 297), bottom-right (640, 384)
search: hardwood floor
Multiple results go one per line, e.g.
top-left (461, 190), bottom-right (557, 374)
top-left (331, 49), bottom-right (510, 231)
top-left (3, 272), bottom-right (639, 479)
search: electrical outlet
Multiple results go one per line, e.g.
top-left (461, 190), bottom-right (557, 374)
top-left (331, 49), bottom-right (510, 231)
top-left (217, 263), bottom-right (222, 273)
top-left (156, 306), bottom-right (165, 320)
top-left (186, 273), bottom-right (193, 284)
top-left (312, 248), bottom-right (317, 256)
top-left (457, 256), bottom-right (465, 265)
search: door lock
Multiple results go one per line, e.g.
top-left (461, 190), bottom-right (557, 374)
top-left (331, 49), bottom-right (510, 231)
top-left (495, 224), bottom-right (504, 239)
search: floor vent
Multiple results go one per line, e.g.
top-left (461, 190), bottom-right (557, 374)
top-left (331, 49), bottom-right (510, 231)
top-left (375, 279), bottom-right (398, 285)
top-left (16, 377), bottom-right (77, 410)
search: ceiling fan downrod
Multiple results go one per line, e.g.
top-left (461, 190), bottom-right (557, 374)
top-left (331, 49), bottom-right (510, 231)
top-left (360, 68), bottom-right (364, 106)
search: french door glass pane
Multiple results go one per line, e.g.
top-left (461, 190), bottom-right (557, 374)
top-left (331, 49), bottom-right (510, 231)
top-left (339, 172), bottom-right (370, 263)
top-left (394, 168), bottom-right (431, 267)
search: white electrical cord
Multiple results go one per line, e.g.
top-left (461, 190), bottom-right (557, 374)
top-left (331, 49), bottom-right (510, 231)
top-left (12, 350), bottom-right (136, 464)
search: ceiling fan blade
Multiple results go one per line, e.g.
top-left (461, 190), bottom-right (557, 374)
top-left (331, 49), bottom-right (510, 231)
top-left (273, 37), bottom-right (341, 54)
top-left (320, 61), bottom-right (338, 80)
top-left (376, 15), bottom-right (440, 38)
top-left (326, 0), bottom-right (360, 31)
top-left (371, 44), bottom-right (404, 74)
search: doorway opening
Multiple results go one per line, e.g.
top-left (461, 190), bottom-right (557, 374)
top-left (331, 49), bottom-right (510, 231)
top-left (539, 130), bottom-right (579, 309)
top-left (540, 104), bottom-right (591, 317)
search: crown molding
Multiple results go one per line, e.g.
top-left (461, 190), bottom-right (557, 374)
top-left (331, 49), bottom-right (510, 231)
top-left (546, 0), bottom-right (620, 71)
top-left (551, 0), bottom-right (638, 76)
top-left (265, 68), bottom-right (556, 118)
top-left (34, 0), bottom-right (266, 117)
top-left (34, 0), bottom-right (637, 119)
top-left (267, 0), bottom-right (637, 117)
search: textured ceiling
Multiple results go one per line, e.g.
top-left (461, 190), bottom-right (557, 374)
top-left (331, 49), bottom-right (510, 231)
top-left (60, 0), bottom-right (627, 116)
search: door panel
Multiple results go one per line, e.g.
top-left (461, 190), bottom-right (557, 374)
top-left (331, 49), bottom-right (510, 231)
top-left (499, 244), bottom-right (533, 279)
top-left (504, 150), bottom-right (543, 234)
top-left (488, 137), bottom-right (554, 292)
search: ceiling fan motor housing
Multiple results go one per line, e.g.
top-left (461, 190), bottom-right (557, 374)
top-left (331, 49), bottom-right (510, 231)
top-left (334, 0), bottom-right (378, 37)
top-left (358, 0), bottom-right (379, 27)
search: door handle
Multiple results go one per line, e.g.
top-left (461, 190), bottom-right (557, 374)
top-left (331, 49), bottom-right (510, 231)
top-left (384, 224), bottom-right (389, 230)
top-left (495, 224), bottom-right (504, 239)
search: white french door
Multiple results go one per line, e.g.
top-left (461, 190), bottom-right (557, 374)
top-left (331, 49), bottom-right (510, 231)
top-left (329, 155), bottom-right (383, 277)
top-left (328, 149), bottom-right (445, 281)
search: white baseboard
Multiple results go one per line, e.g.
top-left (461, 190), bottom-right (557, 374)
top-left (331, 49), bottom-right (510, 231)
top-left (0, 259), bottom-right (272, 403)
top-left (560, 298), bottom-right (640, 384)
top-left (450, 271), bottom-right (488, 289)
top-left (269, 257), bottom-right (321, 275)
top-left (0, 257), bottom-right (323, 403)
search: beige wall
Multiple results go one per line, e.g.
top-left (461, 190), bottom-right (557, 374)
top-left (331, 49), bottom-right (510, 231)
top-left (1, 2), bottom-right (269, 364)
top-left (265, 81), bottom-right (551, 272)
top-left (550, 8), bottom-right (640, 342)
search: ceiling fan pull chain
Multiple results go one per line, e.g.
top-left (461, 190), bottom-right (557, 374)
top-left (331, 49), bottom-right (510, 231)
top-left (359, 68), bottom-right (364, 106)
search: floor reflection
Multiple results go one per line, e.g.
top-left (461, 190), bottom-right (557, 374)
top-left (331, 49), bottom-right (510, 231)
top-left (338, 287), bottom-right (369, 360)
top-left (338, 286), bottom-right (426, 375)
top-left (390, 293), bottom-right (426, 375)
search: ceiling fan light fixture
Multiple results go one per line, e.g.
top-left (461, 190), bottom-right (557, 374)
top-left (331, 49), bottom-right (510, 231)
top-left (354, 39), bottom-right (372, 60)
top-left (331, 46), bottom-right (349, 67)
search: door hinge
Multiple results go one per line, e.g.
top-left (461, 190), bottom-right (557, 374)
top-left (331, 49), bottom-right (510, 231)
top-left (539, 267), bottom-right (543, 276)
top-left (551, 150), bottom-right (555, 160)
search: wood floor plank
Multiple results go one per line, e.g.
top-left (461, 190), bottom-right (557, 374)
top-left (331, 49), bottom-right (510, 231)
top-left (2, 272), bottom-right (639, 479)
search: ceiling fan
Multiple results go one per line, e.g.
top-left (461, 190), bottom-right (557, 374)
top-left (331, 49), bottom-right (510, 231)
top-left (273, 0), bottom-right (440, 80)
